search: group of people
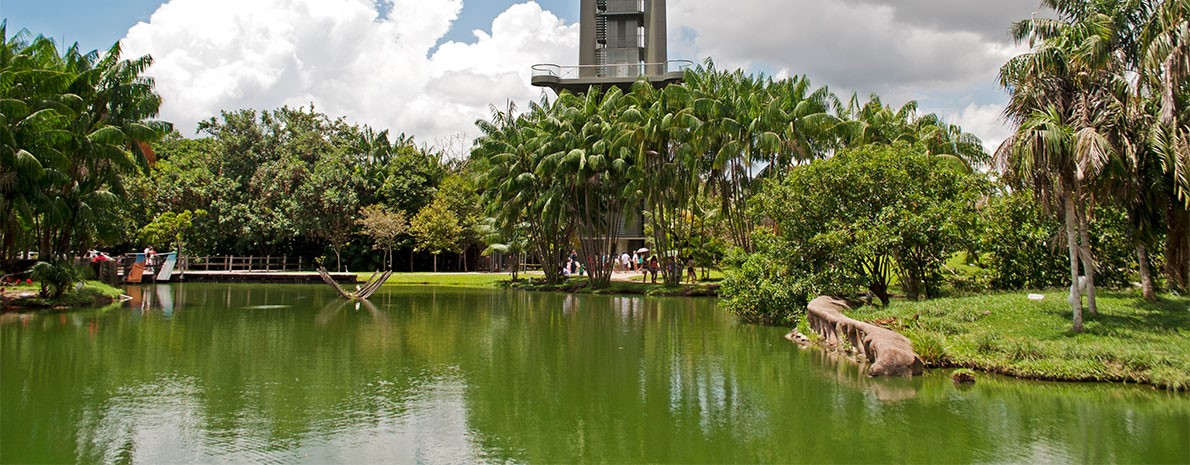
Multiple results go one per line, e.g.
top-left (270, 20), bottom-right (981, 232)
top-left (85, 249), bottom-right (113, 263)
top-left (560, 248), bottom-right (698, 284)
top-left (563, 250), bottom-right (584, 277)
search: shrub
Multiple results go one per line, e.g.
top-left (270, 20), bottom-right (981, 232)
top-left (1089, 205), bottom-right (1140, 289)
top-left (30, 260), bottom-right (82, 299)
top-left (720, 248), bottom-right (808, 326)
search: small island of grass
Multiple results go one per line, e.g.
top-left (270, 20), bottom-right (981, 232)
top-left (1, 281), bottom-right (125, 312)
top-left (845, 291), bottom-right (1190, 390)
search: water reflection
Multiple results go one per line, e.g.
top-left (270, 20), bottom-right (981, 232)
top-left (801, 346), bottom-right (924, 402)
top-left (314, 299), bottom-right (386, 327)
top-left (0, 284), bottom-right (1186, 464)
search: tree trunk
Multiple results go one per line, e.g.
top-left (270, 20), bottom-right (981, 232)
top-left (866, 255), bottom-right (891, 306)
top-left (1075, 186), bottom-right (1097, 316)
top-left (1136, 243), bottom-right (1156, 301)
top-left (1063, 187), bottom-right (1084, 333)
top-left (334, 248), bottom-right (342, 273)
top-left (409, 248), bottom-right (414, 272)
top-left (432, 253), bottom-right (438, 273)
top-left (1166, 201), bottom-right (1189, 292)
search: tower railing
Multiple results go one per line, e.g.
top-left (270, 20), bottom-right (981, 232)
top-left (532, 60), bottom-right (693, 80)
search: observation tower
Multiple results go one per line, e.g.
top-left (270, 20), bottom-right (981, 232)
top-left (532, 0), bottom-right (691, 94)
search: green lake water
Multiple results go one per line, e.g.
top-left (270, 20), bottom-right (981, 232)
top-left (2, 283), bottom-right (1187, 464)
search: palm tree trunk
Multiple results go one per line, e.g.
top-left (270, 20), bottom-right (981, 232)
top-left (1136, 243), bottom-right (1156, 301)
top-left (1075, 185), bottom-right (1097, 316)
top-left (1166, 202), bottom-right (1189, 292)
top-left (1064, 186), bottom-right (1084, 332)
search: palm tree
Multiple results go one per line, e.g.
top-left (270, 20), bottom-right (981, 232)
top-left (617, 79), bottom-right (702, 285)
top-left (537, 86), bottom-right (636, 287)
top-left (32, 41), bottom-right (164, 258)
top-left (998, 0), bottom-right (1135, 330)
top-left (0, 27), bottom-right (72, 262)
top-left (473, 99), bottom-right (572, 284)
top-left (1140, 0), bottom-right (1190, 291)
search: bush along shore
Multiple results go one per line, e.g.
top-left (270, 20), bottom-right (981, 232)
top-left (844, 291), bottom-right (1190, 391)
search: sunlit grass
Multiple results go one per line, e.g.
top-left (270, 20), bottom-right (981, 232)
top-left (359, 271), bottom-right (543, 287)
top-left (848, 291), bottom-right (1190, 390)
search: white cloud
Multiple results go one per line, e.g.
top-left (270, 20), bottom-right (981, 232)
top-left (949, 103), bottom-right (1013, 154)
top-left (121, 0), bottom-right (576, 146)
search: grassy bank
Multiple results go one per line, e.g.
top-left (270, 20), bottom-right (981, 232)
top-left (2, 281), bottom-right (124, 310)
top-left (364, 272), bottom-right (517, 288)
top-left (847, 291), bottom-right (1190, 390)
top-left (362, 272), bottom-right (720, 296)
top-left (513, 277), bottom-right (719, 297)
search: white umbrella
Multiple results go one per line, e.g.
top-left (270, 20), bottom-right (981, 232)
top-left (636, 248), bottom-right (650, 254)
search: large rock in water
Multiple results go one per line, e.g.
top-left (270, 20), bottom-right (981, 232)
top-left (805, 296), bottom-right (925, 377)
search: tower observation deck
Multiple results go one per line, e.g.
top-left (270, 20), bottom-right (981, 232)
top-left (532, 0), bottom-right (691, 94)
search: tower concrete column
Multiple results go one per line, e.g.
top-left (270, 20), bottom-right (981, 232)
top-left (580, 0), bottom-right (597, 77)
top-left (645, 0), bottom-right (667, 75)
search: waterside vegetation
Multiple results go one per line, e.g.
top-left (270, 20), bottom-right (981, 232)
top-left (2, 1), bottom-right (1189, 390)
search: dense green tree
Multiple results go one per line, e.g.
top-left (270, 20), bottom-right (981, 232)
top-left (619, 81), bottom-right (702, 285)
top-left (435, 172), bottom-right (483, 271)
top-left (743, 143), bottom-right (983, 307)
top-left (410, 197), bottom-right (461, 273)
top-left (138, 209), bottom-right (206, 258)
top-left (999, 0), bottom-right (1118, 330)
top-left (300, 151), bottom-right (361, 272)
top-left (981, 189), bottom-right (1072, 289)
top-left (541, 86), bottom-right (637, 287)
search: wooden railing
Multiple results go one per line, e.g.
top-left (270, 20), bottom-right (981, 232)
top-left (181, 256), bottom-right (309, 272)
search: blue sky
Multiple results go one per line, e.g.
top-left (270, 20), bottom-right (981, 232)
top-left (1, 0), bottom-right (1035, 150)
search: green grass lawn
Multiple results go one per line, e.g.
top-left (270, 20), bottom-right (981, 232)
top-left (359, 271), bottom-right (535, 287)
top-left (361, 269), bottom-right (725, 290)
top-left (847, 290), bottom-right (1190, 390)
top-left (2, 281), bottom-right (124, 309)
